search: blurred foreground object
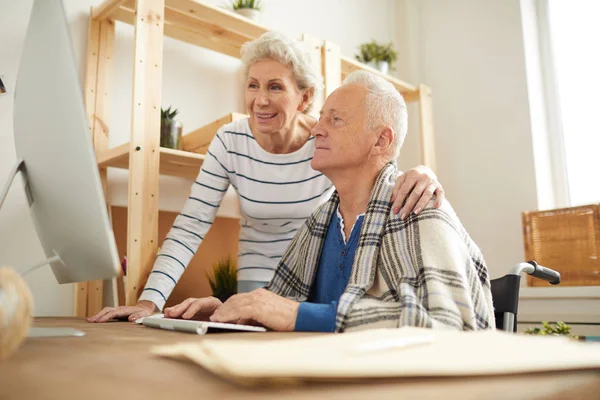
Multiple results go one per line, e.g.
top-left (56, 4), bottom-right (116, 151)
top-left (0, 267), bottom-right (33, 359)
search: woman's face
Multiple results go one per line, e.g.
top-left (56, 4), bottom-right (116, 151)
top-left (245, 59), bottom-right (309, 136)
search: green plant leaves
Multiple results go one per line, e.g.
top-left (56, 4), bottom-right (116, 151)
top-left (206, 258), bottom-right (237, 303)
top-left (161, 106), bottom-right (179, 121)
top-left (524, 321), bottom-right (579, 339)
top-left (230, 0), bottom-right (262, 10)
top-left (355, 40), bottom-right (398, 66)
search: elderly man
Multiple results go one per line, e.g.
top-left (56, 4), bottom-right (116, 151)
top-left (166, 70), bottom-right (495, 332)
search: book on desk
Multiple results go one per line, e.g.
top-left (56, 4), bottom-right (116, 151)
top-left (152, 326), bottom-right (600, 386)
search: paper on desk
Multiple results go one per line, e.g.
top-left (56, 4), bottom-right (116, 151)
top-left (152, 327), bottom-right (600, 385)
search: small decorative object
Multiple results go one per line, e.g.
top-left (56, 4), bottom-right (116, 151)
top-left (524, 321), bottom-right (579, 340)
top-left (160, 106), bottom-right (183, 150)
top-left (206, 258), bottom-right (237, 303)
top-left (120, 256), bottom-right (127, 276)
top-left (355, 40), bottom-right (398, 75)
top-left (0, 76), bottom-right (7, 95)
top-left (230, 0), bottom-right (262, 22)
top-left (0, 267), bottom-right (33, 360)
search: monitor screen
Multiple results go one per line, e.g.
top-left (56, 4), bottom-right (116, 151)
top-left (11, 0), bottom-right (120, 283)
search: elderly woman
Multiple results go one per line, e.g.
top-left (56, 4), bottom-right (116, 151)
top-left (88, 32), bottom-right (444, 323)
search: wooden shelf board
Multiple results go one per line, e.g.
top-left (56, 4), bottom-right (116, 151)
top-left (102, 0), bottom-right (267, 59)
top-left (341, 56), bottom-right (419, 100)
top-left (182, 112), bottom-right (248, 154)
top-left (91, 0), bottom-right (128, 21)
top-left (165, 0), bottom-right (269, 39)
top-left (98, 144), bottom-right (205, 179)
top-left (96, 0), bottom-right (422, 101)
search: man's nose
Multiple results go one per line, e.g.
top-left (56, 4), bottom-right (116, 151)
top-left (311, 119), bottom-right (325, 137)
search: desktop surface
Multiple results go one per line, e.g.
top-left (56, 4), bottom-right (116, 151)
top-left (1, 318), bottom-right (599, 400)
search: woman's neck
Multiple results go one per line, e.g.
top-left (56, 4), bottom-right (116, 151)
top-left (252, 114), bottom-right (317, 154)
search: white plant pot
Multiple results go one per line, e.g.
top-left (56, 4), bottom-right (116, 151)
top-left (367, 60), bottom-right (390, 75)
top-left (234, 8), bottom-right (261, 22)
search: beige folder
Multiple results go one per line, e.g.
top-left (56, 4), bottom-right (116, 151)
top-left (152, 327), bottom-right (600, 386)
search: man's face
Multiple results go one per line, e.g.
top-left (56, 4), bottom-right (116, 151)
top-left (311, 84), bottom-right (375, 174)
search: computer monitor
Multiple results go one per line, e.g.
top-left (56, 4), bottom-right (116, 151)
top-left (2, 0), bottom-right (120, 286)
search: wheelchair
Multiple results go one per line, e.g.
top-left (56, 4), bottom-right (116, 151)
top-left (490, 260), bottom-right (561, 332)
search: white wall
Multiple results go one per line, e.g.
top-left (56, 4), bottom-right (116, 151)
top-left (396, 0), bottom-right (539, 279)
top-left (0, 0), bottom-right (399, 315)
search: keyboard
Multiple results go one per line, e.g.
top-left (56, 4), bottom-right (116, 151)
top-left (139, 315), bottom-right (267, 335)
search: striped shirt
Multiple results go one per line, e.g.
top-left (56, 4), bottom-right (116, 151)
top-left (139, 118), bottom-right (334, 310)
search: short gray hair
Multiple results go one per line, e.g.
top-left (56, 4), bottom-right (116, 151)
top-left (241, 32), bottom-right (323, 113)
top-left (342, 70), bottom-right (408, 158)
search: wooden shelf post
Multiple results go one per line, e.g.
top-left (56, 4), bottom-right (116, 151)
top-left (76, 13), bottom-right (116, 317)
top-left (418, 84), bottom-right (436, 171)
top-left (126, 0), bottom-right (165, 305)
top-left (322, 40), bottom-right (341, 97)
top-left (301, 34), bottom-right (325, 118)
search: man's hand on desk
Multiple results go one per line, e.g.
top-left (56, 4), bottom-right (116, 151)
top-left (86, 300), bottom-right (157, 323)
top-left (163, 297), bottom-right (223, 320)
top-left (210, 289), bottom-right (299, 332)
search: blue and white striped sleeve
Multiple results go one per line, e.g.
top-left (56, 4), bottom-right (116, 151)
top-left (139, 129), bottom-right (232, 310)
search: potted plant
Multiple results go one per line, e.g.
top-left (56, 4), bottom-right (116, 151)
top-left (230, 0), bottom-right (262, 22)
top-left (206, 258), bottom-right (237, 303)
top-left (355, 40), bottom-right (398, 75)
top-left (524, 321), bottom-right (579, 340)
top-left (160, 106), bottom-right (183, 150)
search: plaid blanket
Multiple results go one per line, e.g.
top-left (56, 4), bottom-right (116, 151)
top-left (267, 162), bottom-right (495, 332)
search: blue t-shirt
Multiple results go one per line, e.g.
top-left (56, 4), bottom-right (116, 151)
top-left (294, 209), bottom-right (364, 332)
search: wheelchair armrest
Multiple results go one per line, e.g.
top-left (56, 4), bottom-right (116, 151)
top-left (509, 261), bottom-right (561, 285)
top-left (526, 260), bottom-right (561, 285)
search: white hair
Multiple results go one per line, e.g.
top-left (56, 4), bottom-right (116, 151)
top-left (342, 70), bottom-right (408, 159)
top-left (240, 32), bottom-right (323, 113)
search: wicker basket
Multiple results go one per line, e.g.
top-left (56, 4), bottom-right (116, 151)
top-left (522, 204), bottom-right (600, 286)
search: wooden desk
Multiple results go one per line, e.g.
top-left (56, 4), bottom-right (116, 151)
top-left (1, 318), bottom-right (600, 400)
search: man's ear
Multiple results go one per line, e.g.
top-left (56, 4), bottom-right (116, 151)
top-left (298, 87), bottom-right (314, 112)
top-left (373, 126), bottom-right (394, 155)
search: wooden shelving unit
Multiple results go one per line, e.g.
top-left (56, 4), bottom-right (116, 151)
top-left (95, 112), bottom-right (247, 180)
top-left (97, 145), bottom-right (205, 180)
top-left (77, 0), bottom-right (436, 316)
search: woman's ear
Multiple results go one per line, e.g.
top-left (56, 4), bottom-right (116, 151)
top-left (298, 87), bottom-right (314, 112)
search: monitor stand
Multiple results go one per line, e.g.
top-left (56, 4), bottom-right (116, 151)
top-left (28, 327), bottom-right (86, 337)
top-left (1, 158), bottom-right (86, 338)
top-left (0, 158), bottom-right (27, 210)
